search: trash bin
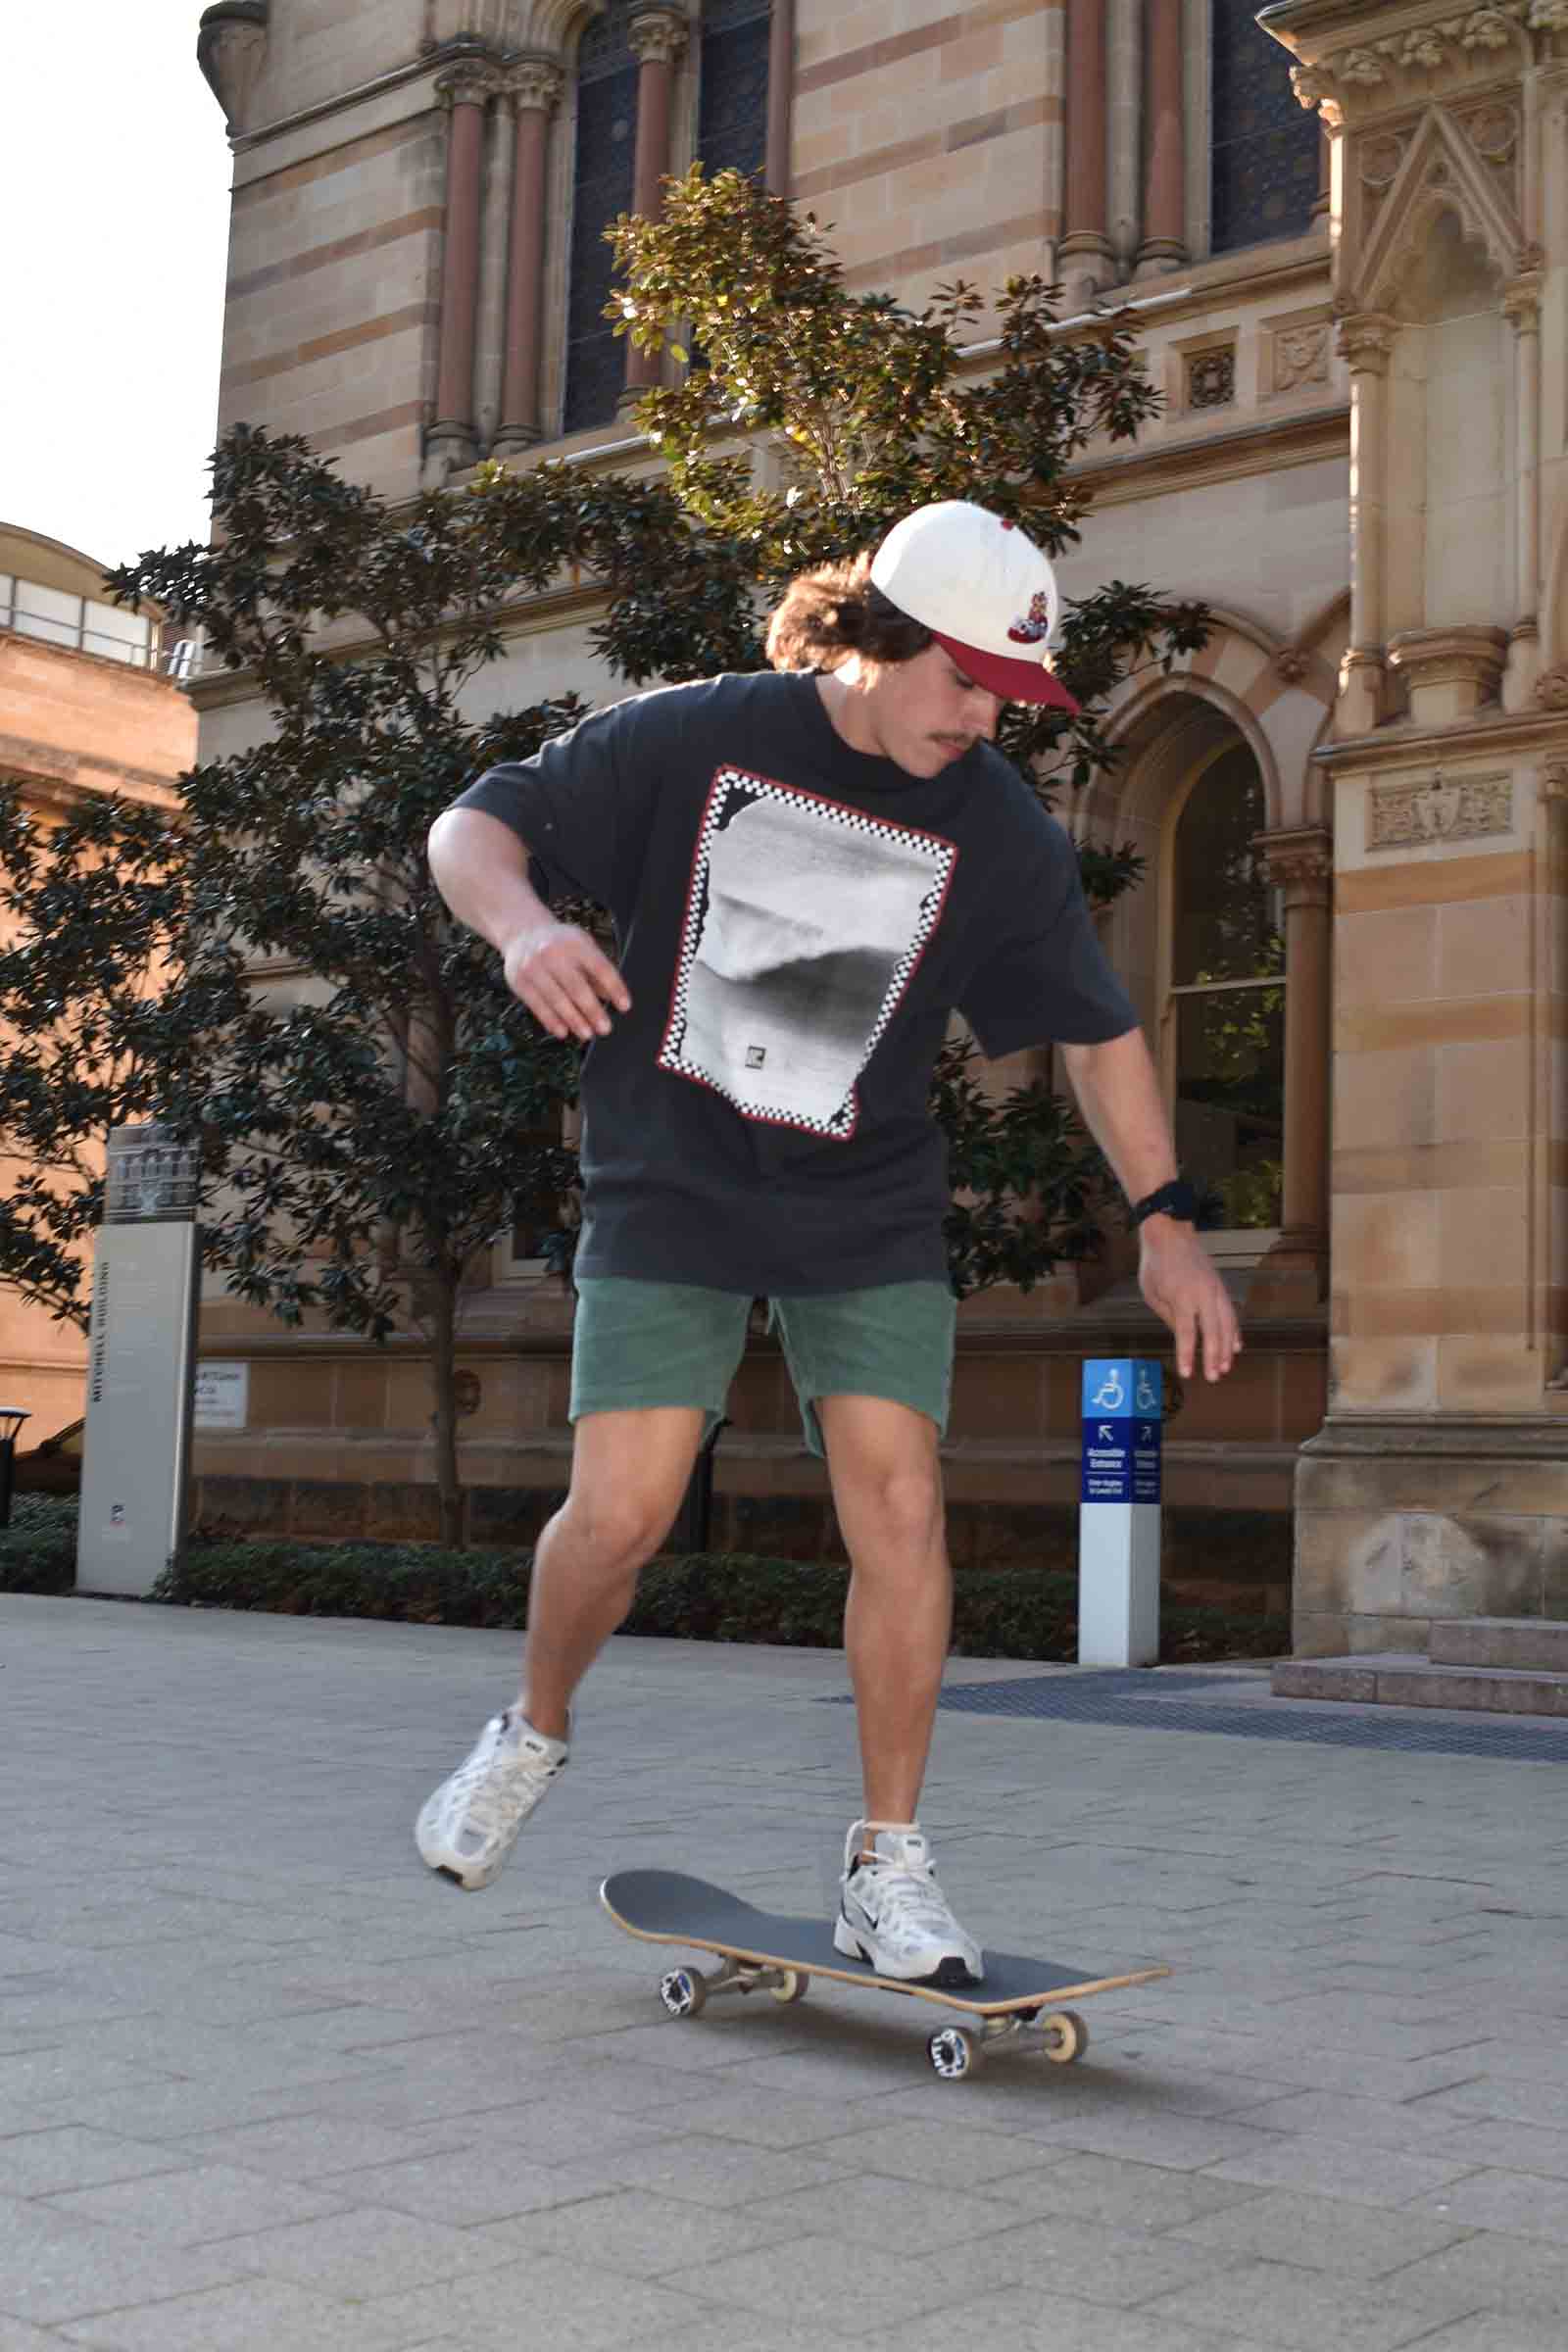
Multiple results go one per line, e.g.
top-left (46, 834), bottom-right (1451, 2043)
top-left (0, 1409), bottom-right (31, 1531)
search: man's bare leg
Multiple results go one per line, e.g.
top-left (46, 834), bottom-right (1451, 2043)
top-left (519, 1405), bottom-right (707, 1740)
top-left (817, 1393), bottom-right (951, 1831)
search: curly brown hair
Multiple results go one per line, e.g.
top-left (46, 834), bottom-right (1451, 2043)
top-left (764, 552), bottom-right (933, 674)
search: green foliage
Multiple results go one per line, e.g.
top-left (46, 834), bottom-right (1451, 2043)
top-left (0, 1494), bottom-right (78, 1592)
top-left (143, 1537), bottom-right (1283, 1660)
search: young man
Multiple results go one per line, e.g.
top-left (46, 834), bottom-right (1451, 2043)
top-left (418, 500), bottom-right (1239, 1984)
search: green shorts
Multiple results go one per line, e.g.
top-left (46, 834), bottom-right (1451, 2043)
top-left (570, 1277), bottom-right (956, 1458)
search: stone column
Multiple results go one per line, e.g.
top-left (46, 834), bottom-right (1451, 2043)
top-left (426, 63), bottom-right (495, 483)
top-left (1503, 267), bottom-right (1544, 710)
top-left (1335, 311), bottom-right (1396, 738)
top-left (1250, 826), bottom-right (1333, 1314)
top-left (1138, 0), bottom-right (1186, 273)
top-left (765, 0), bottom-right (794, 194)
top-left (1107, 0), bottom-right (1143, 274)
top-left (1060, 0), bottom-right (1114, 304)
top-left (623, 8), bottom-right (688, 397)
top-left (493, 59), bottom-right (564, 457)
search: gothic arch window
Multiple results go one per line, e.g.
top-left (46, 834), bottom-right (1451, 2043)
top-left (1164, 738), bottom-right (1284, 1229)
top-left (697, 0), bottom-right (770, 180)
top-left (1210, 0), bottom-right (1320, 255)
top-left (564, 0), bottom-right (639, 435)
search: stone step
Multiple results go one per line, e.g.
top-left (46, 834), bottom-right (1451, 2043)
top-left (1429, 1616), bottom-right (1568, 1674)
top-left (1273, 1652), bottom-right (1568, 1718)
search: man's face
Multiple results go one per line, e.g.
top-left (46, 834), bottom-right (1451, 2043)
top-left (859, 642), bottom-right (1006, 777)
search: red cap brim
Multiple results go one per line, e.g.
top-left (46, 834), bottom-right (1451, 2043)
top-left (931, 627), bottom-right (1080, 714)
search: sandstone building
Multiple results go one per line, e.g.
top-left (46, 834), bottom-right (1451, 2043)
top-left (0, 525), bottom-right (193, 1439)
top-left (187, 0), bottom-right (1568, 1653)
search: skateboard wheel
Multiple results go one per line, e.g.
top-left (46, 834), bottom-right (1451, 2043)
top-left (1040, 2009), bottom-right (1088, 2064)
top-left (659, 1967), bottom-right (708, 2019)
top-left (927, 2027), bottom-right (980, 2081)
top-left (770, 1970), bottom-right (808, 2004)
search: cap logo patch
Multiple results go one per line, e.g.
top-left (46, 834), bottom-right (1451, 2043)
top-left (1006, 591), bottom-right (1053, 646)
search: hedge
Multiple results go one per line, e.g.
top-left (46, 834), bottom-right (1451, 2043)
top-left (1, 1500), bottom-right (1288, 1661)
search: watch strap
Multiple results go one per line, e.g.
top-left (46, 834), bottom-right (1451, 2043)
top-left (1131, 1179), bottom-right (1200, 1227)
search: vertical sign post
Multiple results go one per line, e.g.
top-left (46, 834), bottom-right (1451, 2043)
top-left (1078, 1357), bottom-right (1163, 1667)
top-left (76, 1126), bottom-right (202, 1598)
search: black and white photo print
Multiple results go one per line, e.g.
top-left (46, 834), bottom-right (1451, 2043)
top-left (660, 770), bottom-right (956, 1138)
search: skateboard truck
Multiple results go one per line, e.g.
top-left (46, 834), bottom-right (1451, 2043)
top-left (659, 1956), bottom-right (809, 2017)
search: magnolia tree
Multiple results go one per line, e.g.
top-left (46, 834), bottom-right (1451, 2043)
top-left (0, 167), bottom-right (1204, 1542)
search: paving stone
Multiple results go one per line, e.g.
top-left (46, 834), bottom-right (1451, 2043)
top-left (1168, 2188), bottom-right (1471, 2278)
top-left (0, 2194), bottom-right (257, 2328)
top-left (1407, 2168), bottom-right (1568, 2246)
top-left (662, 2228), bottom-right (1014, 2328)
top-left (359, 2251), bottom-right (715, 2350)
top-left (1395, 2318), bottom-right (1568, 2352)
top-left (491, 2183), bottom-right (802, 2278)
top-left (977, 2148), bottom-right (1271, 2231)
top-left (808, 2116), bottom-right (1068, 2190)
top-left (56, 2276), bottom-right (429, 2351)
top-left (587, 2131), bottom-right (854, 2208)
top-left (1145, 2258), bottom-right (1470, 2352)
top-left (210, 2204), bottom-right (524, 2299)
top-left (1202, 2131), bottom-right (1481, 2205)
top-left (860, 2287), bottom-right (1270, 2352)
top-left (46, 2160), bottom-right (350, 2243)
top-left (0, 2128), bottom-right (187, 2197)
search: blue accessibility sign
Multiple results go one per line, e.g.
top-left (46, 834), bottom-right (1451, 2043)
top-left (1080, 1359), bottom-right (1163, 1505)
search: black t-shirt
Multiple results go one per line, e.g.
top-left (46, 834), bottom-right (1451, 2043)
top-left (455, 670), bottom-right (1135, 1293)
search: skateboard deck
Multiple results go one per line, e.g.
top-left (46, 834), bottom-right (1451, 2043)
top-left (600, 1868), bottom-right (1170, 2080)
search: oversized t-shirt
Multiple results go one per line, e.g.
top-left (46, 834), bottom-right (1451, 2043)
top-left (454, 669), bottom-right (1135, 1294)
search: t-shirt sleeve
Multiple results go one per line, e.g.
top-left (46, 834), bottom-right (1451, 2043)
top-left (958, 806), bottom-right (1138, 1058)
top-left (448, 691), bottom-right (670, 926)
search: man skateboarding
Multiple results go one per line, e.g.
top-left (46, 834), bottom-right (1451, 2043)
top-left (417, 500), bottom-right (1240, 1984)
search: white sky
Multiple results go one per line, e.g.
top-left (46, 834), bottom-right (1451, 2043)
top-left (0, 7), bottom-right (232, 573)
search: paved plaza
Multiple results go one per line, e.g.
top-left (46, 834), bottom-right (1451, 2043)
top-left (3, 1591), bottom-right (1568, 2350)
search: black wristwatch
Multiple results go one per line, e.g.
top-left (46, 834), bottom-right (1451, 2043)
top-left (1130, 1179), bottom-right (1200, 1228)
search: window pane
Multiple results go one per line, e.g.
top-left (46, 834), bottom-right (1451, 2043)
top-left (1174, 987), bottom-right (1284, 1228)
top-left (699, 6), bottom-right (770, 181)
top-left (1211, 0), bottom-right (1320, 255)
top-left (1172, 743), bottom-right (1281, 985)
top-left (564, 2), bottom-right (639, 437)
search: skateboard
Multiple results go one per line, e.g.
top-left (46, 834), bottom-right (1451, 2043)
top-left (600, 1868), bottom-right (1171, 2082)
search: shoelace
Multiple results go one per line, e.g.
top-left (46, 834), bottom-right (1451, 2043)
top-left (458, 1727), bottom-right (561, 1834)
top-left (858, 1858), bottom-right (957, 1934)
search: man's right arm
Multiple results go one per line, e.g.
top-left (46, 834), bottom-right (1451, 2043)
top-left (426, 806), bottom-right (631, 1043)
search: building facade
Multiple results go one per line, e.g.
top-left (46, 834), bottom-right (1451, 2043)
top-left (0, 525), bottom-right (193, 1439)
top-left (186, 0), bottom-right (1562, 1650)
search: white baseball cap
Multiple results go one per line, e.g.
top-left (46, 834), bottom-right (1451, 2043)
top-left (869, 500), bottom-right (1079, 712)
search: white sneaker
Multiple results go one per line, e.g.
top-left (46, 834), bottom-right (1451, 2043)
top-left (833, 1819), bottom-right (985, 1986)
top-left (415, 1708), bottom-right (567, 1889)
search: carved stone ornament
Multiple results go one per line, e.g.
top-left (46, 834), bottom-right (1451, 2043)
top-left (1367, 770), bottom-right (1513, 850)
top-left (1273, 322), bottom-right (1332, 392)
top-left (1257, 825), bottom-right (1334, 892)
top-left (1274, 646), bottom-right (1312, 684)
top-left (435, 59), bottom-right (502, 107)
top-left (1282, 5), bottom-right (1539, 122)
top-left (1536, 667), bottom-right (1568, 710)
top-left (628, 8), bottom-right (689, 67)
top-left (506, 56), bottom-right (565, 112)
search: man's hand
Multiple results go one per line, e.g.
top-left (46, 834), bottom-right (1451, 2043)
top-left (502, 920), bottom-right (631, 1042)
top-left (1139, 1219), bottom-right (1241, 1383)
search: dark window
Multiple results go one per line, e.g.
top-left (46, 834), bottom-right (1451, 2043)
top-left (1210, 0), bottom-right (1320, 255)
top-left (564, 1), bottom-right (639, 436)
top-left (698, 0), bottom-right (770, 181)
top-left (1170, 743), bottom-right (1285, 1230)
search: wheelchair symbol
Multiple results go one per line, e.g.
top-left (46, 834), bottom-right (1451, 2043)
top-left (1136, 1369), bottom-right (1159, 1413)
top-left (1090, 1368), bottom-right (1125, 1411)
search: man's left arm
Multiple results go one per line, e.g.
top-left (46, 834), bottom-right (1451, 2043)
top-left (1060, 1026), bottom-right (1242, 1383)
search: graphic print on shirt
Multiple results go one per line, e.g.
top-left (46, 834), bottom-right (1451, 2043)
top-left (660, 768), bottom-right (957, 1138)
